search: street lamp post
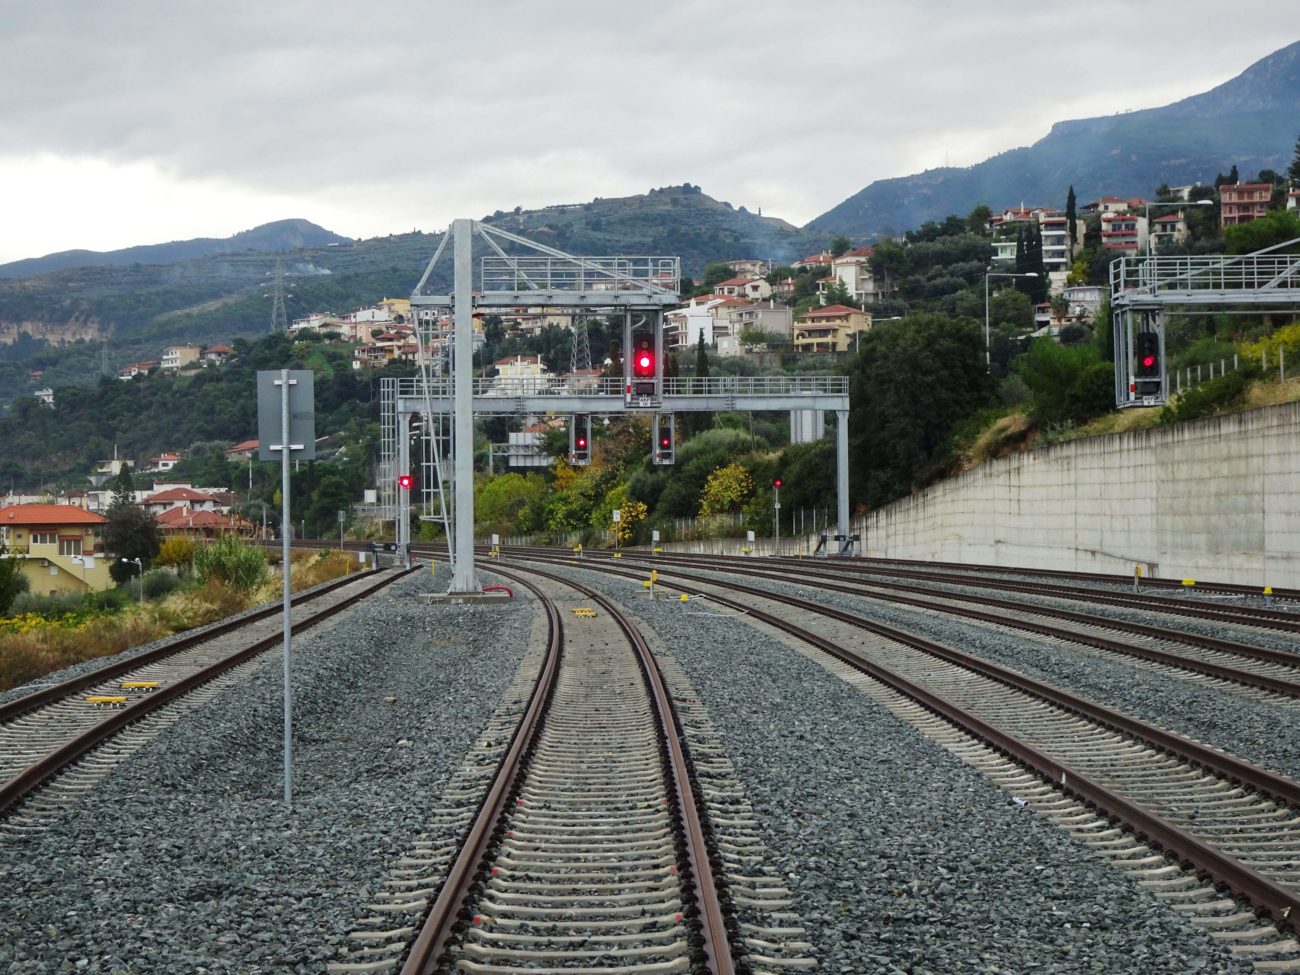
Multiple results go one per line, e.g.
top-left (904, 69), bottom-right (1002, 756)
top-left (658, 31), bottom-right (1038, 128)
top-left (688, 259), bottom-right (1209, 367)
top-left (984, 271), bottom-right (1041, 371)
top-left (1143, 199), bottom-right (1214, 256)
top-left (120, 557), bottom-right (143, 604)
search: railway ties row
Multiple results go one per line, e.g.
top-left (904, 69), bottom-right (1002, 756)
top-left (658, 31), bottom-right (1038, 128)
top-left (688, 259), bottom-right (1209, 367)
top-left (504, 552), bottom-right (1300, 968)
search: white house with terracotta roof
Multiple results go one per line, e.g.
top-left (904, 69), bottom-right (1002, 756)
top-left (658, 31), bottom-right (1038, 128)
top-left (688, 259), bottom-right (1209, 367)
top-left (792, 251), bottom-right (833, 271)
top-left (793, 304), bottom-right (872, 354)
top-left (147, 452), bottom-right (183, 473)
top-left (117, 360), bottom-right (160, 381)
top-left (156, 506), bottom-right (237, 538)
top-left (0, 504), bottom-right (113, 594)
top-left (203, 344), bottom-right (235, 365)
top-left (139, 487), bottom-right (221, 518)
top-left (712, 277), bottom-right (772, 301)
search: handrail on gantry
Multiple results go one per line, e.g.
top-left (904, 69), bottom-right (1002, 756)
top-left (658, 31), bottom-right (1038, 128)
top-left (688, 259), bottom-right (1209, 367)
top-left (1111, 237), bottom-right (1300, 308)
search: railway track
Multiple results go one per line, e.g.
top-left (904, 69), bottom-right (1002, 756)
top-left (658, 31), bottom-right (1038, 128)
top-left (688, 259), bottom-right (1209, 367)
top-left (491, 546), bottom-right (1300, 704)
top-left (508, 552), bottom-right (1300, 966)
top-left (334, 563), bottom-right (813, 975)
top-left (0, 566), bottom-right (411, 833)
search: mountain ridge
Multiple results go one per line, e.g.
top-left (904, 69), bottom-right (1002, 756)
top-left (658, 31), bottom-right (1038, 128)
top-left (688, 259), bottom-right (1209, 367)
top-left (0, 219), bottom-right (351, 279)
top-left (806, 39), bottom-right (1300, 239)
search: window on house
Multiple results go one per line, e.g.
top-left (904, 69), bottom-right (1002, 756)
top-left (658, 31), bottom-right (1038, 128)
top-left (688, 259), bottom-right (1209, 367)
top-left (59, 538), bottom-right (83, 557)
top-left (31, 531), bottom-right (56, 545)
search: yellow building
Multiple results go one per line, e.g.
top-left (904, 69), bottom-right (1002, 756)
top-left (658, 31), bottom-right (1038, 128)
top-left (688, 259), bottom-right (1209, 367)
top-left (793, 304), bottom-right (872, 353)
top-left (0, 504), bottom-right (113, 595)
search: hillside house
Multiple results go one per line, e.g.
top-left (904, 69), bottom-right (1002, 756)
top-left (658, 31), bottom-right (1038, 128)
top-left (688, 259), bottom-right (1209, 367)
top-left (1150, 212), bottom-right (1191, 252)
top-left (161, 344), bottom-right (201, 371)
top-left (1100, 213), bottom-right (1146, 255)
top-left (830, 247), bottom-right (876, 305)
top-left (1220, 183), bottom-right (1272, 228)
top-left (712, 277), bottom-right (772, 301)
top-left (156, 506), bottom-right (238, 538)
top-left (202, 344), bottom-right (234, 365)
top-left (722, 302), bottom-right (794, 355)
top-left (32, 387), bottom-right (54, 407)
top-left (146, 452), bottom-right (182, 473)
top-left (793, 304), bottom-right (872, 354)
top-left (792, 251), bottom-right (833, 271)
top-left (494, 354), bottom-right (550, 394)
top-left (726, 259), bottom-right (770, 279)
top-left (0, 504), bottom-right (113, 594)
top-left (117, 360), bottom-right (159, 380)
top-left (139, 486), bottom-right (222, 518)
top-left (1288, 190), bottom-right (1299, 212)
top-left (225, 439), bottom-right (259, 462)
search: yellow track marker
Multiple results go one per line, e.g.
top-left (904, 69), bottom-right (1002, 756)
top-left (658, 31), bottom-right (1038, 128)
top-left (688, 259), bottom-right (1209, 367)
top-left (572, 607), bottom-right (597, 618)
top-left (119, 681), bottom-right (159, 691)
top-left (86, 696), bottom-right (127, 707)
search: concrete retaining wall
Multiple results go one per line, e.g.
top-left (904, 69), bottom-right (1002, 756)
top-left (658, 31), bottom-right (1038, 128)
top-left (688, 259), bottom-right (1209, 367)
top-left (862, 402), bottom-right (1300, 588)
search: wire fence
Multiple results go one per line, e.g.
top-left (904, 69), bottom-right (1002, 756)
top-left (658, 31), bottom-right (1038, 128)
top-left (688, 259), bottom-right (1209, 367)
top-left (1171, 347), bottom-right (1290, 394)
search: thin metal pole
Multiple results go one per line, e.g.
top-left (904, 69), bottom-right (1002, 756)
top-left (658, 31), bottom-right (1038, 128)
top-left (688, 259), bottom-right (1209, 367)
top-left (451, 219), bottom-right (478, 592)
top-left (280, 368), bottom-right (293, 810)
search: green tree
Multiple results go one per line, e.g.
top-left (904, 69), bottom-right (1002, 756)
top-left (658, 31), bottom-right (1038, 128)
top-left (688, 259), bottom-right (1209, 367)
top-left (1016, 338), bottom-right (1113, 425)
top-left (1224, 209), bottom-right (1300, 255)
top-left (109, 465), bottom-right (135, 509)
top-left (848, 314), bottom-right (995, 506)
top-left (103, 506), bottom-right (163, 584)
top-left (830, 235), bottom-right (852, 257)
top-left (967, 204), bottom-right (992, 236)
top-left (1065, 186), bottom-right (1078, 245)
top-left (701, 262), bottom-right (735, 288)
top-left (0, 548), bottom-right (29, 615)
top-left (1289, 133), bottom-right (1300, 187)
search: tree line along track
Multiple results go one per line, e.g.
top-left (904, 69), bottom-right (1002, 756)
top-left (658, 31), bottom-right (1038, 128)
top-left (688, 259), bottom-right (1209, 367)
top-left (0, 566), bottom-right (413, 829)
top-left (483, 546), bottom-right (1300, 702)
top-left (501, 550), bottom-right (1300, 944)
top-left (391, 562), bottom-right (747, 975)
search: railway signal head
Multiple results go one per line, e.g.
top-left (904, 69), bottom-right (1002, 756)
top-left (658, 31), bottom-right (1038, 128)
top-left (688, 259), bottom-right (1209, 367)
top-left (569, 413), bottom-right (592, 466)
top-left (1135, 332), bottom-right (1160, 378)
top-left (397, 473), bottom-right (414, 490)
top-left (772, 477), bottom-right (782, 489)
top-left (632, 340), bottom-right (655, 379)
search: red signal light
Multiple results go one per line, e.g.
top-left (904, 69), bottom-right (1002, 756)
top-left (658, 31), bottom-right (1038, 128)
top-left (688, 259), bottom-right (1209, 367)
top-left (772, 478), bottom-right (782, 489)
top-left (1141, 355), bottom-right (1156, 369)
top-left (397, 474), bottom-right (413, 490)
top-left (576, 436), bottom-right (588, 449)
top-left (632, 340), bottom-right (655, 379)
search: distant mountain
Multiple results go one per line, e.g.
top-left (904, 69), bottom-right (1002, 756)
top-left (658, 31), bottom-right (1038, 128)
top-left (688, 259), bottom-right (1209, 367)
top-left (0, 187), bottom-right (824, 406)
top-left (0, 219), bottom-right (352, 279)
top-left (807, 40), bottom-right (1300, 240)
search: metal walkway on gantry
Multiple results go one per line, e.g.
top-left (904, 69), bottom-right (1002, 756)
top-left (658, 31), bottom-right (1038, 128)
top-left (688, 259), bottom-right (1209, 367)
top-left (1111, 238), bottom-right (1300, 407)
top-left (382, 220), bottom-right (851, 593)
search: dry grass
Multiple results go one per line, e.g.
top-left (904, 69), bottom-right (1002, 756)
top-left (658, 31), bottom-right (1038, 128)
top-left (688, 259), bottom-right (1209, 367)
top-left (1244, 376), bottom-right (1300, 409)
top-left (0, 613), bottom-right (171, 693)
top-left (962, 413), bottom-right (1036, 468)
top-left (0, 550), bottom-right (356, 693)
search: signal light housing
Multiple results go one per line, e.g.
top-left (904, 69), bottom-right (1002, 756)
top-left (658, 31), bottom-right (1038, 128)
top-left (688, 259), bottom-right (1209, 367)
top-left (569, 413), bottom-right (592, 466)
top-left (630, 335), bottom-right (657, 397)
top-left (652, 414), bottom-right (675, 466)
top-left (1133, 331), bottom-right (1162, 397)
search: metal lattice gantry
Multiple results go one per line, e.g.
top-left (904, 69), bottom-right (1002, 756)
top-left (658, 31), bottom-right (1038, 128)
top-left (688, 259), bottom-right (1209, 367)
top-left (1111, 237), bottom-right (1300, 407)
top-left (388, 219), bottom-right (851, 594)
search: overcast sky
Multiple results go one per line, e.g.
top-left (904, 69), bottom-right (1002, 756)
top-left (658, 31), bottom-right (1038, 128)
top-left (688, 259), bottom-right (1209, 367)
top-left (0, 2), bottom-right (1292, 265)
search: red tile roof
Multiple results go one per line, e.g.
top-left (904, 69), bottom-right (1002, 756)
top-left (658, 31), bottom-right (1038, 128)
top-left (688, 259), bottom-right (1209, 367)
top-left (228, 439), bottom-right (259, 452)
top-left (0, 504), bottom-right (107, 526)
top-left (157, 507), bottom-right (231, 528)
top-left (143, 487), bottom-right (214, 503)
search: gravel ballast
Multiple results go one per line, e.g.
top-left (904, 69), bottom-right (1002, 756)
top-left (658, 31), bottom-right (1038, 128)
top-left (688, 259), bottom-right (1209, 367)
top-left (0, 568), bottom-right (537, 974)
top-left (547, 561), bottom-right (1253, 974)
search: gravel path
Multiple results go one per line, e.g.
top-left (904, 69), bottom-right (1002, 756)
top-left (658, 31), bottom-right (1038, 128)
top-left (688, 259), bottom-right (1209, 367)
top-left (545, 561), bottom-right (1252, 975)
top-left (0, 568), bottom-right (535, 974)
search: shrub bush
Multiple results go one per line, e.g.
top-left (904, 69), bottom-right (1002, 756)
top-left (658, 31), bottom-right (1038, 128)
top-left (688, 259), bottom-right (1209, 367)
top-left (192, 537), bottom-right (270, 593)
top-left (155, 538), bottom-right (196, 572)
top-left (141, 569), bottom-right (183, 600)
top-left (9, 590), bottom-right (88, 619)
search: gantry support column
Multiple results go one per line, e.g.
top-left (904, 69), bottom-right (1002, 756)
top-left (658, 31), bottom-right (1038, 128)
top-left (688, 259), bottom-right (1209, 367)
top-left (837, 409), bottom-right (851, 552)
top-left (450, 219), bottom-right (479, 593)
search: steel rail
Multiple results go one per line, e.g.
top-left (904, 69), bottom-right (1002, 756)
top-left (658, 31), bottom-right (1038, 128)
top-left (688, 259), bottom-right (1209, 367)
top-left (505, 552), bottom-right (1300, 931)
top-left (860, 555), bottom-right (1300, 604)
top-left (496, 562), bottom-right (737, 975)
top-left (0, 567), bottom-right (412, 817)
top-left (822, 558), bottom-right (1300, 633)
top-left (597, 551), bottom-right (1300, 695)
top-left (0, 569), bottom-right (377, 724)
top-left (399, 566), bottom-right (563, 975)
